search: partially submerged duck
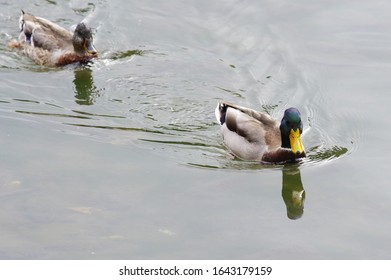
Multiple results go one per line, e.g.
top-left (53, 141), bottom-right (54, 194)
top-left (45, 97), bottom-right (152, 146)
top-left (9, 10), bottom-right (97, 66)
top-left (215, 102), bottom-right (306, 163)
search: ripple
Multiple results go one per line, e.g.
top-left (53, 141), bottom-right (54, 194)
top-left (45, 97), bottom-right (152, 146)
top-left (15, 110), bottom-right (92, 120)
top-left (64, 122), bottom-right (168, 135)
top-left (107, 50), bottom-right (146, 61)
top-left (0, 0), bottom-right (363, 172)
top-left (305, 145), bottom-right (349, 165)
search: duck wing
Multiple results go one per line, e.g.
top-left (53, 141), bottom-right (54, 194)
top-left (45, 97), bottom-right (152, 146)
top-left (220, 102), bottom-right (277, 127)
top-left (216, 102), bottom-right (279, 139)
top-left (21, 12), bottom-right (73, 51)
top-left (215, 102), bottom-right (281, 160)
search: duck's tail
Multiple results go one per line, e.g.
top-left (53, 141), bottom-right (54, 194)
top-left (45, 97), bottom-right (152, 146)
top-left (215, 103), bottom-right (229, 125)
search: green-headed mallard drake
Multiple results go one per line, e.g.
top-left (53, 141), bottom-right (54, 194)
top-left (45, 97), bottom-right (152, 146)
top-left (9, 10), bottom-right (97, 66)
top-left (215, 102), bottom-right (306, 163)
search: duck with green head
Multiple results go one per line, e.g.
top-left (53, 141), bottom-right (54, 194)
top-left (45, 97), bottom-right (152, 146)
top-left (9, 10), bottom-right (97, 66)
top-left (215, 102), bottom-right (306, 163)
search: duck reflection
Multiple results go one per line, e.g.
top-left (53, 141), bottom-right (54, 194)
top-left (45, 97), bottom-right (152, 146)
top-left (281, 165), bottom-right (305, 220)
top-left (73, 66), bottom-right (100, 105)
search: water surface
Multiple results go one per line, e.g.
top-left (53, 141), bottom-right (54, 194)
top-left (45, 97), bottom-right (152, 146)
top-left (1, 0), bottom-right (391, 259)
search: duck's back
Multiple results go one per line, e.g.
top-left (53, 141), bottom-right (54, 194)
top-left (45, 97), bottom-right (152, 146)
top-left (21, 13), bottom-right (73, 52)
top-left (216, 102), bottom-right (281, 161)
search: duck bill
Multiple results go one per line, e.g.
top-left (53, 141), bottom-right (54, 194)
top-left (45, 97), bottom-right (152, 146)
top-left (85, 39), bottom-right (97, 56)
top-left (289, 128), bottom-right (304, 154)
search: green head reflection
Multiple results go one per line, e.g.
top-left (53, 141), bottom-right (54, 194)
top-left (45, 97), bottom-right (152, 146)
top-left (281, 166), bottom-right (305, 220)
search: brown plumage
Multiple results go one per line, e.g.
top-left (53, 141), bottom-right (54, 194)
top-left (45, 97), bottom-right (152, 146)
top-left (9, 10), bottom-right (97, 66)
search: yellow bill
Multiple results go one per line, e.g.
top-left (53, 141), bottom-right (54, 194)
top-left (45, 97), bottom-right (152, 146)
top-left (289, 128), bottom-right (304, 154)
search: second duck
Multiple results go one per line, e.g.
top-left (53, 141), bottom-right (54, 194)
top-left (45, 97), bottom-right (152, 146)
top-left (10, 10), bottom-right (97, 67)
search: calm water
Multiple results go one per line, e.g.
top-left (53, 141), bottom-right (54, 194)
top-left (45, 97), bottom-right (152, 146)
top-left (1, 0), bottom-right (391, 259)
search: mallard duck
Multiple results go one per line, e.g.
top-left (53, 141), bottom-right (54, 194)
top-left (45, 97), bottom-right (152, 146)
top-left (9, 10), bottom-right (97, 66)
top-left (215, 102), bottom-right (306, 163)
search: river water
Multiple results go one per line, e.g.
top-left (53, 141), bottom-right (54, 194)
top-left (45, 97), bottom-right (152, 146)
top-left (1, 0), bottom-right (390, 259)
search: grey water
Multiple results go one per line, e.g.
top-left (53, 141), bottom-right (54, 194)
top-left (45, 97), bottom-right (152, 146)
top-left (0, 0), bottom-right (390, 259)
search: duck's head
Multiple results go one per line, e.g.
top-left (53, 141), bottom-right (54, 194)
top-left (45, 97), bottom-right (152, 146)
top-left (279, 108), bottom-right (304, 155)
top-left (73, 23), bottom-right (97, 57)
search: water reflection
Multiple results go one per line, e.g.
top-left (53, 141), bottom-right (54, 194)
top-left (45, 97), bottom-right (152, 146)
top-left (281, 165), bottom-right (305, 220)
top-left (73, 67), bottom-right (100, 105)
